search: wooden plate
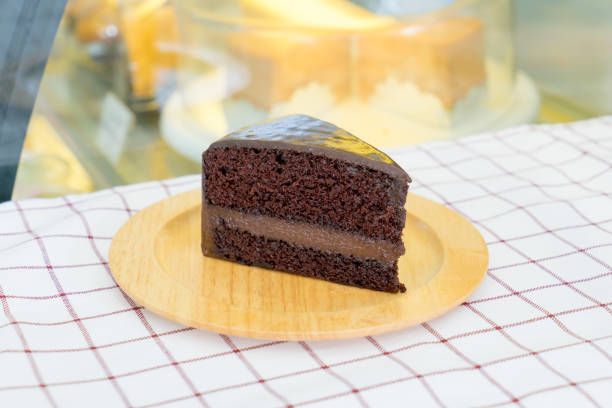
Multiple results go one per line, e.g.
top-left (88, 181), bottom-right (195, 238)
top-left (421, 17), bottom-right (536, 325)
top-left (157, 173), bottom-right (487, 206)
top-left (109, 189), bottom-right (488, 341)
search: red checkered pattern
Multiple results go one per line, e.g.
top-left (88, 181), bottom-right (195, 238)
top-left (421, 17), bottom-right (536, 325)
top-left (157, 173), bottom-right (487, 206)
top-left (1, 117), bottom-right (612, 407)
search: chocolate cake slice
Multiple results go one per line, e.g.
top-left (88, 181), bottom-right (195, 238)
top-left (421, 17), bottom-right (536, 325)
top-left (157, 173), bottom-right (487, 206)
top-left (201, 115), bottom-right (410, 293)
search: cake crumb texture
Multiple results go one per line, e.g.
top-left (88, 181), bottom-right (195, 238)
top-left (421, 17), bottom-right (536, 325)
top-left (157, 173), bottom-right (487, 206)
top-left (212, 220), bottom-right (406, 293)
top-left (203, 147), bottom-right (407, 242)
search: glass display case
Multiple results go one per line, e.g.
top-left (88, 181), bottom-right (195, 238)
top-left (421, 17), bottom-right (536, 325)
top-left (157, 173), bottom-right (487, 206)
top-left (14, 0), bottom-right (199, 199)
top-left (12, 0), bottom-right (601, 200)
top-left (164, 0), bottom-right (539, 162)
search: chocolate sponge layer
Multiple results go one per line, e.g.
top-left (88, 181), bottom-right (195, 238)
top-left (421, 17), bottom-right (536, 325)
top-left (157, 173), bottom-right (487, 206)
top-left (208, 220), bottom-right (406, 293)
top-left (203, 147), bottom-right (407, 243)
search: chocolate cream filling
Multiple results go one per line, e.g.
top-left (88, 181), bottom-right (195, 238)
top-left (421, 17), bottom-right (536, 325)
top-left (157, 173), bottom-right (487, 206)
top-left (203, 202), bottom-right (404, 265)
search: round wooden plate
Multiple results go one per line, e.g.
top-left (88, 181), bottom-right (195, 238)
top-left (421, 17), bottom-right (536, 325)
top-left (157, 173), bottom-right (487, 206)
top-left (109, 189), bottom-right (488, 341)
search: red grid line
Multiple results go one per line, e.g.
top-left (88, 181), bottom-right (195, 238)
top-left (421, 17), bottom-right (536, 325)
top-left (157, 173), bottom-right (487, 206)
top-left (138, 394), bottom-right (201, 408)
top-left (484, 218), bottom-right (612, 246)
top-left (4, 331), bottom-right (610, 404)
top-left (434, 189), bottom-right (612, 365)
top-left (415, 142), bottom-right (612, 364)
top-left (64, 192), bottom-right (211, 408)
top-left (488, 243), bottom-right (612, 364)
top-left (551, 125), bottom-right (612, 166)
top-left (505, 125), bottom-right (611, 193)
top-left (0, 234), bottom-right (113, 253)
top-left (492, 133), bottom-right (612, 234)
top-left (291, 334), bottom-right (611, 408)
top-left (0, 204), bottom-right (123, 217)
top-left (412, 162), bottom-right (612, 408)
top-left (480, 375), bottom-right (612, 408)
top-left (465, 270), bottom-right (612, 306)
top-left (0, 285), bottom-right (118, 301)
top-left (487, 242), bottom-right (612, 272)
top-left (299, 341), bottom-right (369, 407)
top-left (3, 321), bottom-right (611, 403)
top-left (0, 284), bottom-right (57, 407)
top-left (392, 125), bottom-right (536, 153)
top-left (365, 336), bottom-right (446, 408)
top-left (114, 183), bottom-right (212, 407)
top-left (0, 177), bottom-right (198, 216)
top-left (435, 175), bottom-right (606, 207)
top-left (455, 136), bottom-right (612, 310)
top-left (0, 305), bottom-right (141, 330)
top-left (0, 261), bottom-right (108, 271)
top-left (221, 335), bottom-right (291, 406)
top-left (111, 187), bottom-right (135, 217)
top-left (2, 299), bottom-right (608, 356)
top-left (1, 299), bottom-right (606, 355)
top-left (1, 296), bottom-right (609, 372)
top-left (475, 200), bottom-right (611, 227)
top-left (13, 201), bottom-right (132, 407)
top-left (158, 180), bottom-right (172, 197)
top-left (291, 347), bottom-right (612, 408)
top-left (0, 340), bottom-right (284, 394)
top-left (422, 322), bottom-right (520, 405)
top-left (578, 138), bottom-right (612, 154)
top-left (295, 373), bottom-right (612, 408)
top-left (0, 327), bottom-right (194, 355)
top-left (501, 130), bottom-right (611, 201)
top-left (391, 142), bottom-right (542, 173)
top-left (0, 208), bottom-right (139, 237)
top-left (411, 148), bottom-right (605, 190)
top-left (463, 303), bottom-right (601, 407)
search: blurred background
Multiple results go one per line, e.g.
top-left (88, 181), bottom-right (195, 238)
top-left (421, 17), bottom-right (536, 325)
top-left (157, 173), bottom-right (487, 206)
top-left (11, 0), bottom-right (612, 199)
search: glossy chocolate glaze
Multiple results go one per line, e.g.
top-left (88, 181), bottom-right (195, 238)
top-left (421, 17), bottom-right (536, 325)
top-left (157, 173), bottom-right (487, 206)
top-left (202, 201), bottom-right (404, 265)
top-left (202, 115), bottom-right (409, 288)
top-left (208, 114), bottom-right (411, 185)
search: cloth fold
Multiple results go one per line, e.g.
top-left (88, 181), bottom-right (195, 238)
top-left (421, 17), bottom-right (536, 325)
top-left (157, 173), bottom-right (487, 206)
top-left (1, 117), bottom-right (611, 407)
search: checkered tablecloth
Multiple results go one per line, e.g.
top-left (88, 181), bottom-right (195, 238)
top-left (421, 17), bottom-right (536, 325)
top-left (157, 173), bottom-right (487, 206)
top-left (2, 117), bottom-right (612, 408)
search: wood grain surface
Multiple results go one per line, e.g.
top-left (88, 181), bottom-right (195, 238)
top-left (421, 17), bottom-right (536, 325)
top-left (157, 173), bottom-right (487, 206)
top-left (109, 189), bottom-right (488, 341)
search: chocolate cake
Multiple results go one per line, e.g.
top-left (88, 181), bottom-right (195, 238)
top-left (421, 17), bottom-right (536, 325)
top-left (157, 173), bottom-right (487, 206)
top-left (201, 115), bottom-right (410, 293)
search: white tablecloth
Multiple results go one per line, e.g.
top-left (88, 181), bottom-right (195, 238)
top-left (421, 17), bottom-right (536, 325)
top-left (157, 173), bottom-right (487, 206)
top-left (1, 117), bottom-right (611, 407)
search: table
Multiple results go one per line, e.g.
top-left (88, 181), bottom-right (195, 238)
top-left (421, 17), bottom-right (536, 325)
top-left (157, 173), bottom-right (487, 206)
top-left (1, 117), bottom-right (611, 407)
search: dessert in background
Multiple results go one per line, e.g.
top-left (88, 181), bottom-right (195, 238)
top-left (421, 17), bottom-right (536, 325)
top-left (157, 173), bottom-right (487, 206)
top-left (357, 18), bottom-right (485, 112)
top-left (121, 0), bottom-right (179, 102)
top-left (227, 30), bottom-right (350, 110)
top-left (163, 0), bottom-right (531, 161)
top-left (228, 0), bottom-right (486, 127)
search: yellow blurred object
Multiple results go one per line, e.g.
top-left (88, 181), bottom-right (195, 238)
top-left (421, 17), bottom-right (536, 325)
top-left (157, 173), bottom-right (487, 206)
top-left (68, 0), bottom-right (120, 43)
top-left (16, 115), bottom-right (93, 197)
top-left (166, 0), bottom-right (537, 159)
top-left (239, 0), bottom-right (394, 30)
top-left (228, 31), bottom-right (350, 110)
top-left (229, 0), bottom-right (485, 112)
top-left (357, 18), bottom-right (485, 108)
top-left (121, 0), bottom-right (179, 101)
top-left (65, 0), bottom-right (100, 18)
